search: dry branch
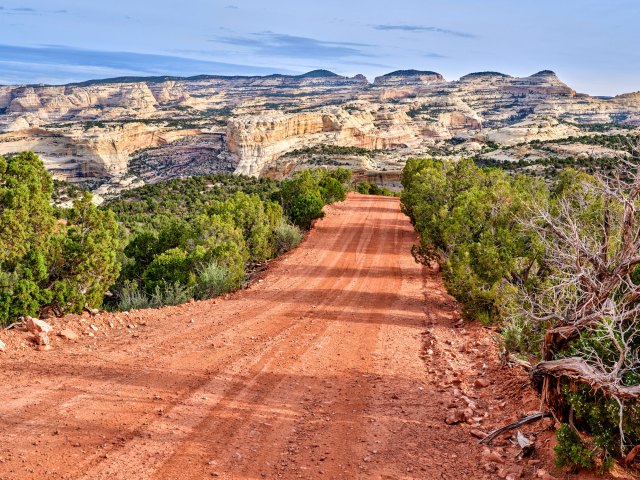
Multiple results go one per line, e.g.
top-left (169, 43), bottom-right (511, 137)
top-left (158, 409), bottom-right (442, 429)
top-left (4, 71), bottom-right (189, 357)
top-left (478, 412), bottom-right (550, 445)
top-left (512, 139), bottom-right (640, 455)
top-left (531, 358), bottom-right (640, 401)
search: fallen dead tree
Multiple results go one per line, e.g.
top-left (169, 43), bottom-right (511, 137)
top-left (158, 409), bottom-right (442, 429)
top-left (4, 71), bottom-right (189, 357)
top-left (516, 140), bottom-right (640, 460)
top-left (531, 358), bottom-right (640, 401)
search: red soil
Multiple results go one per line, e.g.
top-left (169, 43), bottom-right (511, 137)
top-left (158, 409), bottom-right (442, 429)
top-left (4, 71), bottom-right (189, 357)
top-left (0, 194), bottom-right (623, 479)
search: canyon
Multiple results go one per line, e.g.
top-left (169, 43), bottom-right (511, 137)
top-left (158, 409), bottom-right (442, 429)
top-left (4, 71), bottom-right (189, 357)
top-left (1, 69), bottom-right (639, 197)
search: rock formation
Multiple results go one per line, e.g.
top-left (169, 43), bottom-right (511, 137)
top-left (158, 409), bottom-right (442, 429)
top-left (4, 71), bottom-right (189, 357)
top-left (0, 69), bottom-right (638, 191)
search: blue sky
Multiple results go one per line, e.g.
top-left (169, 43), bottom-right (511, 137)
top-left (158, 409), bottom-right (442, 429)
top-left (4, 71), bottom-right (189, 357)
top-left (0, 0), bottom-right (638, 95)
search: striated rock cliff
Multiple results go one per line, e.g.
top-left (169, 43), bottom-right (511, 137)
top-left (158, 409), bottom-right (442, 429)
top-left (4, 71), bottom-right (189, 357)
top-left (0, 69), bottom-right (639, 190)
top-left (0, 123), bottom-right (194, 181)
top-left (228, 107), bottom-right (421, 176)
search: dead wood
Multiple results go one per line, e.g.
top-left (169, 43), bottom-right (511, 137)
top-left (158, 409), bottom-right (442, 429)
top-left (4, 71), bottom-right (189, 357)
top-left (478, 412), bottom-right (550, 445)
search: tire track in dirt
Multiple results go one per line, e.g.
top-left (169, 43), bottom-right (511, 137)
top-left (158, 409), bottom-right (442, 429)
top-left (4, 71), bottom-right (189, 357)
top-left (82, 201), bottom-right (377, 480)
top-left (151, 197), bottom-right (387, 479)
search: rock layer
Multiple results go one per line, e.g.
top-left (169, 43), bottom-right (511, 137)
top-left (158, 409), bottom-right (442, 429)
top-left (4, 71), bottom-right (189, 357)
top-left (0, 69), bottom-right (638, 185)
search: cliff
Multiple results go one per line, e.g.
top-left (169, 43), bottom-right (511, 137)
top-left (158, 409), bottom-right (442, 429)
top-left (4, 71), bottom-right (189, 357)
top-left (0, 69), bottom-right (638, 187)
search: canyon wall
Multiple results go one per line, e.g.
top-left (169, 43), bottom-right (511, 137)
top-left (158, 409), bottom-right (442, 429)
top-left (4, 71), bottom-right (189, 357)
top-left (0, 69), bottom-right (638, 186)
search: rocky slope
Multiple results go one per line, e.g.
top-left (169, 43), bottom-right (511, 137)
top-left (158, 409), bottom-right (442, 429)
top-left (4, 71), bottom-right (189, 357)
top-left (0, 69), bottom-right (639, 193)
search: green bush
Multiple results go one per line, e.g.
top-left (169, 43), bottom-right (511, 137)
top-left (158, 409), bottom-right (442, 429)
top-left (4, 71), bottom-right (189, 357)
top-left (274, 222), bottom-right (303, 253)
top-left (150, 281), bottom-right (192, 307)
top-left (320, 177), bottom-right (346, 203)
top-left (194, 260), bottom-right (236, 299)
top-left (142, 248), bottom-right (194, 294)
top-left (401, 157), bottom-right (544, 323)
top-left (554, 424), bottom-right (595, 471)
top-left (117, 280), bottom-right (152, 311)
top-left (0, 153), bottom-right (124, 324)
top-left (501, 315), bottom-right (544, 357)
top-left (291, 194), bottom-right (325, 229)
top-left (356, 182), bottom-right (395, 196)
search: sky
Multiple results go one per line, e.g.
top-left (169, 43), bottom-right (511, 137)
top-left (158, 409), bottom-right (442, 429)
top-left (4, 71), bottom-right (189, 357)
top-left (0, 0), bottom-right (638, 95)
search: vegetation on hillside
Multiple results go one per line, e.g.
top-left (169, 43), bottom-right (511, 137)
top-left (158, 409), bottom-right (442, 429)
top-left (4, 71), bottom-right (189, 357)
top-left (285, 144), bottom-right (379, 158)
top-left (0, 153), bottom-right (351, 321)
top-left (0, 152), bottom-right (123, 324)
top-left (355, 182), bottom-right (397, 196)
top-left (401, 154), bottom-right (640, 471)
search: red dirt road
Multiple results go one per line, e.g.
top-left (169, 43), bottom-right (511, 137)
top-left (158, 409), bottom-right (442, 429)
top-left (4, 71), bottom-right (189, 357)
top-left (0, 194), bottom-right (556, 480)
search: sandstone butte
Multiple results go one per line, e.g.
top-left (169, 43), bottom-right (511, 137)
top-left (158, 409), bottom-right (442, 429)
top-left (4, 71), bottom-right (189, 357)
top-left (0, 68), bottom-right (638, 198)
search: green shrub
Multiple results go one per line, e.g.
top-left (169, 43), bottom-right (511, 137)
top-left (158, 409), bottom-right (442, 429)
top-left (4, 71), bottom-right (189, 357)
top-left (291, 194), bottom-right (325, 229)
top-left (150, 281), bottom-right (192, 307)
top-left (117, 281), bottom-right (152, 311)
top-left (554, 424), bottom-right (595, 471)
top-left (356, 182), bottom-right (395, 196)
top-left (401, 157), bottom-right (543, 323)
top-left (501, 316), bottom-right (544, 357)
top-left (320, 177), bottom-right (346, 203)
top-left (561, 383), bottom-right (640, 464)
top-left (275, 222), bottom-right (303, 253)
top-left (0, 153), bottom-right (124, 323)
top-left (194, 260), bottom-right (236, 299)
top-left (142, 248), bottom-right (194, 294)
top-left (327, 167), bottom-right (352, 185)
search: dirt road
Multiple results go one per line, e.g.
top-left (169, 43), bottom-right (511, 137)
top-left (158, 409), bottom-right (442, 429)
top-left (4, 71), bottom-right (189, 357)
top-left (0, 194), bottom-right (550, 480)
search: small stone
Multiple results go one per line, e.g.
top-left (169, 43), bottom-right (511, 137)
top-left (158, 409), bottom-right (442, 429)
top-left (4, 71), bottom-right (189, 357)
top-left (445, 409), bottom-right (466, 425)
top-left (25, 316), bottom-right (52, 334)
top-left (0, 339), bottom-right (5, 352)
top-left (508, 465), bottom-right (524, 478)
top-left (37, 344), bottom-right (52, 352)
top-left (470, 428), bottom-right (487, 439)
top-left (33, 331), bottom-right (50, 346)
top-left (474, 378), bottom-right (491, 388)
top-left (90, 324), bottom-right (98, 331)
top-left (462, 408), bottom-right (474, 422)
top-left (59, 329), bottom-right (79, 340)
top-left (486, 451), bottom-right (504, 464)
top-left (483, 463), bottom-right (497, 473)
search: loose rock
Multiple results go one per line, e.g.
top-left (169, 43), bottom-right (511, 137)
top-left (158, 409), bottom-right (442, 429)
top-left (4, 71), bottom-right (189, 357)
top-left (33, 331), bottom-right (50, 346)
top-left (445, 409), bottom-right (466, 425)
top-left (25, 316), bottom-right (52, 334)
top-left (58, 329), bottom-right (79, 341)
top-left (486, 451), bottom-right (504, 464)
top-left (474, 378), bottom-right (490, 388)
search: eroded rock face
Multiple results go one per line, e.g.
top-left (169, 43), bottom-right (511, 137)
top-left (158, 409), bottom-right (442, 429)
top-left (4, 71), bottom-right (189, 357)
top-left (0, 69), bottom-right (639, 187)
top-left (0, 123), bottom-right (194, 180)
top-left (227, 108), bottom-right (422, 176)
